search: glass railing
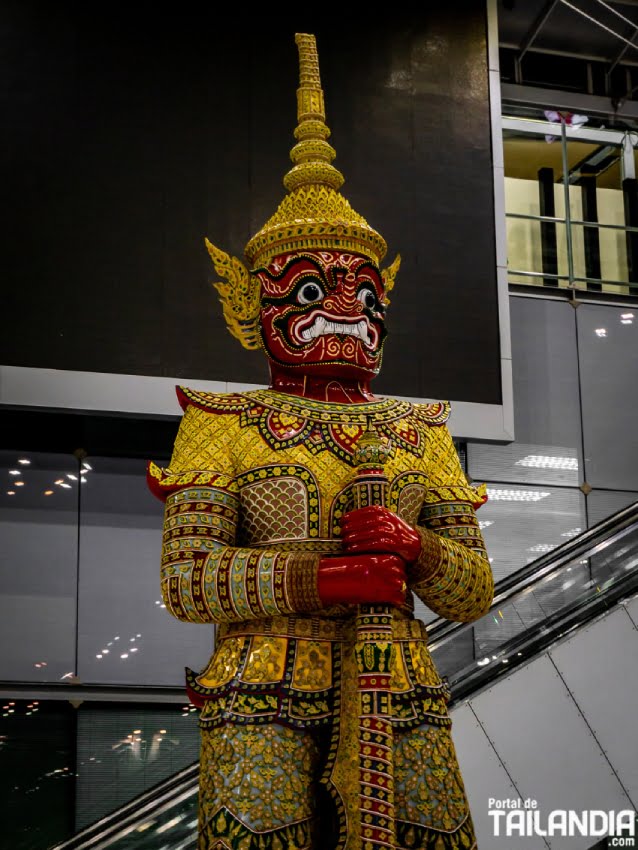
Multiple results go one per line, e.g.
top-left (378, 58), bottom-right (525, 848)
top-left (48, 501), bottom-right (638, 849)
top-left (50, 764), bottom-right (199, 850)
top-left (502, 112), bottom-right (638, 299)
top-left (428, 501), bottom-right (638, 704)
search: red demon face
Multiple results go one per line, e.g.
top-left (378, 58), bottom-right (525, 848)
top-left (255, 251), bottom-right (387, 378)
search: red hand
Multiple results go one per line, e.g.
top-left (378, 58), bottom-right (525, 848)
top-left (317, 554), bottom-right (407, 607)
top-left (340, 506), bottom-right (422, 564)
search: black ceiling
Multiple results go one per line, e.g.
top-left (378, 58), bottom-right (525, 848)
top-left (498, 0), bottom-right (638, 64)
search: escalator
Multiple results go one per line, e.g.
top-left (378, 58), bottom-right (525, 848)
top-left (51, 503), bottom-right (638, 850)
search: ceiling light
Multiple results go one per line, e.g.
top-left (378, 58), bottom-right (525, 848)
top-left (66, 474), bottom-right (77, 481)
top-left (621, 319), bottom-right (633, 325)
top-left (486, 488), bottom-right (551, 501)
top-left (7, 491), bottom-right (15, 496)
top-left (82, 463), bottom-right (92, 472)
top-left (44, 490), bottom-right (54, 496)
top-left (59, 483), bottom-right (71, 489)
top-left (9, 470), bottom-right (20, 475)
top-left (14, 481), bottom-right (24, 487)
top-left (621, 312), bottom-right (634, 319)
top-left (515, 455), bottom-right (578, 470)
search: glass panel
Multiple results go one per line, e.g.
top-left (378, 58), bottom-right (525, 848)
top-left (577, 304), bottom-right (638, 491)
top-left (503, 116), bottom-right (638, 297)
top-left (77, 456), bottom-right (215, 687)
top-left (588, 490), bottom-right (638, 527)
top-left (76, 702), bottom-right (200, 830)
top-left (468, 297), bottom-right (582, 488)
top-left (0, 451), bottom-right (79, 683)
top-left (477, 483), bottom-right (585, 583)
top-left (430, 517), bottom-right (638, 693)
top-left (0, 699), bottom-right (76, 849)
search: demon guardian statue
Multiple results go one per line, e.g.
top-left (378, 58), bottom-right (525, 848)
top-left (148, 32), bottom-right (494, 850)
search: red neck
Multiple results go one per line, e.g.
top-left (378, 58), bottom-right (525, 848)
top-left (268, 364), bottom-right (377, 403)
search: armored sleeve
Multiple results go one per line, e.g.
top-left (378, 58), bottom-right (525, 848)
top-left (409, 422), bottom-right (494, 623)
top-left (148, 403), bottom-right (322, 624)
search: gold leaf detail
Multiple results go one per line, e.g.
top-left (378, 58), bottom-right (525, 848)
top-left (205, 238), bottom-right (261, 350)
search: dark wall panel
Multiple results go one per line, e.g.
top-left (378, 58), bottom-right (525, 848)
top-left (2, 3), bottom-right (500, 404)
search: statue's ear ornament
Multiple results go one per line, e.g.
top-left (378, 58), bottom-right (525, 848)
top-left (204, 238), bottom-right (262, 351)
top-left (381, 254), bottom-right (401, 306)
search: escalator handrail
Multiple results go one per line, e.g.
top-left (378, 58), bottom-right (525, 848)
top-left (50, 764), bottom-right (199, 850)
top-left (426, 500), bottom-right (638, 643)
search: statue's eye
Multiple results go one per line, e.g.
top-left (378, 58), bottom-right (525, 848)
top-left (357, 287), bottom-right (378, 311)
top-left (297, 281), bottom-right (324, 305)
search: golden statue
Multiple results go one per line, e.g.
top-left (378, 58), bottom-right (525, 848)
top-left (149, 32), bottom-right (493, 850)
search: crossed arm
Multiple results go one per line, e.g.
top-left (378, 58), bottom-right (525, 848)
top-left (152, 406), bottom-right (494, 626)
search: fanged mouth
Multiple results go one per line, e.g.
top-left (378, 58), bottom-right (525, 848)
top-left (293, 313), bottom-right (379, 350)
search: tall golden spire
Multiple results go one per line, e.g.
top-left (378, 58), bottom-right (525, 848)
top-left (244, 33), bottom-right (387, 269)
top-left (283, 33), bottom-right (344, 193)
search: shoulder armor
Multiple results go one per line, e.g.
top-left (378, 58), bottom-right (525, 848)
top-left (410, 400), bottom-right (451, 425)
top-left (176, 386), bottom-right (253, 414)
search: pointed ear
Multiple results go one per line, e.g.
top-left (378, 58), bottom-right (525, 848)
top-left (381, 254), bottom-right (401, 306)
top-left (204, 238), bottom-right (262, 350)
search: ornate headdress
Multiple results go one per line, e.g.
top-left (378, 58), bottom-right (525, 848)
top-left (206, 33), bottom-right (400, 350)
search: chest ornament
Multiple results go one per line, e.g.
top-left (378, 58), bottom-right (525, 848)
top-left (177, 387), bottom-right (450, 467)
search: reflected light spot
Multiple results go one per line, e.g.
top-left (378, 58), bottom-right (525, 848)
top-left (66, 474), bottom-right (77, 481)
top-left (487, 488), bottom-right (550, 502)
top-left (595, 328), bottom-right (607, 337)
top-left (120, 653), bottom-right (128, 659)
top-left (7, 491), bottom-right (15, 496)
top-left (528, 543), bottom-right (556, 553)
top-left (44, 490), bottom-right (54, 496)
top-left (9, 470), bottom-right (20, 475)
top-left (82, 463), bottom-right (92, 472)
top-left (96, 654), bottom-right (103, 659)
top-left (15, 482), bottom-right (24, 487)
top-left (60, 483), bottom-right (71, 489)
top-left (18, 459), bottom-right (31, 465)
top-left (156, 814), bottom-right (185, 833)
top-left (516, 454), bottom-right (578, 471)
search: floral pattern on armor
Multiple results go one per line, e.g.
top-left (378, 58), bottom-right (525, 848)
top-left (199, 723), bottom-right (320, 845)
top-left (176, 387), bottom-right (450, 468)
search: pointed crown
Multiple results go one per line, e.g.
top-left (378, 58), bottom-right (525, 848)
top-left (244, 33), bottom-right (387, 269)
